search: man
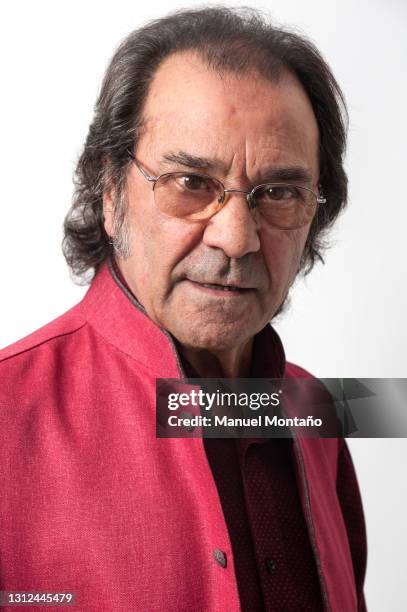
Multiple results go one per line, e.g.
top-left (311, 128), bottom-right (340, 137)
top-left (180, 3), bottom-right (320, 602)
top-left (0, 7), bottom-right (367, 611)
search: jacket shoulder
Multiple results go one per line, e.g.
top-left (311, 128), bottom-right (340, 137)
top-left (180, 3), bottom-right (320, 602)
top-left (0, 304), bottom-right (87, 364)
top-left (285, 361), bottom-right (315, 378)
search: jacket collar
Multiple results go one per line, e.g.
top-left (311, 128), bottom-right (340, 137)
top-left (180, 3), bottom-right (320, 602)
top-left (80, 257), bottom-right (286, 380)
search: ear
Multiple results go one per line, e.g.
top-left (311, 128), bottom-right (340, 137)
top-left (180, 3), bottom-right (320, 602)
top-left (103, 189), bottom-right (115, 238)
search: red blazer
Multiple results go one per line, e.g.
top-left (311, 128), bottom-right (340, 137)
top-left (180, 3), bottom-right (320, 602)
top-left (0, 261), bottom-right (367, 611)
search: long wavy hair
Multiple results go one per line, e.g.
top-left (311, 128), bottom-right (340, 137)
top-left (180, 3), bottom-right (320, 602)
top-left (63, 6), bottom-right (348, 284)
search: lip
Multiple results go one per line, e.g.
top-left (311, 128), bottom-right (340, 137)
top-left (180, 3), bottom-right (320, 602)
top-left (185, 279), bottom-right (255, 297)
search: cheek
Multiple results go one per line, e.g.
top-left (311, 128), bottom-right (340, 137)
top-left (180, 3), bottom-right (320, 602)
top-left (127, 207), bottom-right (204, 283)
top-left (261, 228), bottom-right (308, 285)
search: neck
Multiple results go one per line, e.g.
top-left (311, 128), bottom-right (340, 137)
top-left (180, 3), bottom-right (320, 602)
top-left (177, 338), bottom-right (254, 378)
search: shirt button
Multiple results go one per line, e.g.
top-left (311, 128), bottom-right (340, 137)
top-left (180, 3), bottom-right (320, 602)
top-left (213, 548), bottom-right (227, 568)
top-left (265, 556), bottom-right (277, 575)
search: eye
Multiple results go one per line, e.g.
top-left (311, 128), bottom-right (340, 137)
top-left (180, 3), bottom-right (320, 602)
top-left (175, 174), bottom-right (212, 191)
top-left (261, 185), bottom-right (299, 201)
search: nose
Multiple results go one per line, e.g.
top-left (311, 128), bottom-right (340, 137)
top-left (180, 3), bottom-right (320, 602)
top-left (202, 191), bottom-right (261, 258)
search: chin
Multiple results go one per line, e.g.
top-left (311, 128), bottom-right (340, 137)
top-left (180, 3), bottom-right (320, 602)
top-left (171, 321), bottom-right (253, 353)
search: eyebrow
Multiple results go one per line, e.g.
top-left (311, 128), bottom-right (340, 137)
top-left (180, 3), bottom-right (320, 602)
top-left (160, 150), bottom-right (313, 185)
top-left (260, 166), bottom-right (313, 185)
top-left (161, 151), bottom-right (225, 172)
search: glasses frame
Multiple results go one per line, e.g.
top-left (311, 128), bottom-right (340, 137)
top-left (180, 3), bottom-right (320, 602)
top-left (127, 152), bottom-right (327, 223)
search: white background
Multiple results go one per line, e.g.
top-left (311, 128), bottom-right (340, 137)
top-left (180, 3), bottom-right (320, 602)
top-left (1, 1), bottom-right (406, 609)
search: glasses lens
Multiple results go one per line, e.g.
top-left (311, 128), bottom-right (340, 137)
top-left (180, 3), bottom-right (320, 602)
top-left (252, 184), bottom-right (317, 229)
top-left (154, 173), bottom-right (223, 220)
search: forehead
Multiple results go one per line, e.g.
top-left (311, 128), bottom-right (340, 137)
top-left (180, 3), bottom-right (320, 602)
top-left (137, 51), bottom-right (319, 175)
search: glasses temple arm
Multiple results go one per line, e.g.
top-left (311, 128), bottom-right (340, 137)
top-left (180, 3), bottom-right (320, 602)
top-left (127, 150), bottom-right (157, 182)
top-left (317, 184), bottom-right (327, 205)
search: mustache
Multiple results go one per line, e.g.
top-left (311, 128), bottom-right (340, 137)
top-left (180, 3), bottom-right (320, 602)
top-left (175, 250), bottom-right (269, 290)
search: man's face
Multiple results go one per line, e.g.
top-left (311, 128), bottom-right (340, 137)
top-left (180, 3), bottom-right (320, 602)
top-left (104, 52), bottom-right (320, 353)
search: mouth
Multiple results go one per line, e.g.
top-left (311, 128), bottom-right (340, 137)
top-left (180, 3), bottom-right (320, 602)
top-left (186, 279), bottom-right (255, 296)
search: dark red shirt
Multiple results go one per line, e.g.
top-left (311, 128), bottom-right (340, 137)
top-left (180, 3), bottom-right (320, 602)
top-left (181, 330), bottom-right (323, 611)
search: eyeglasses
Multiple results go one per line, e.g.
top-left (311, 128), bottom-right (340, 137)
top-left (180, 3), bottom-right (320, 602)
top-left (128, 153), bottom-right (326, 230)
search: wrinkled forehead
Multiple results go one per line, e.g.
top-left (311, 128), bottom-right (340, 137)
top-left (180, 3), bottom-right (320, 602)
top-left (136, 51), bottom-right (320, 178)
